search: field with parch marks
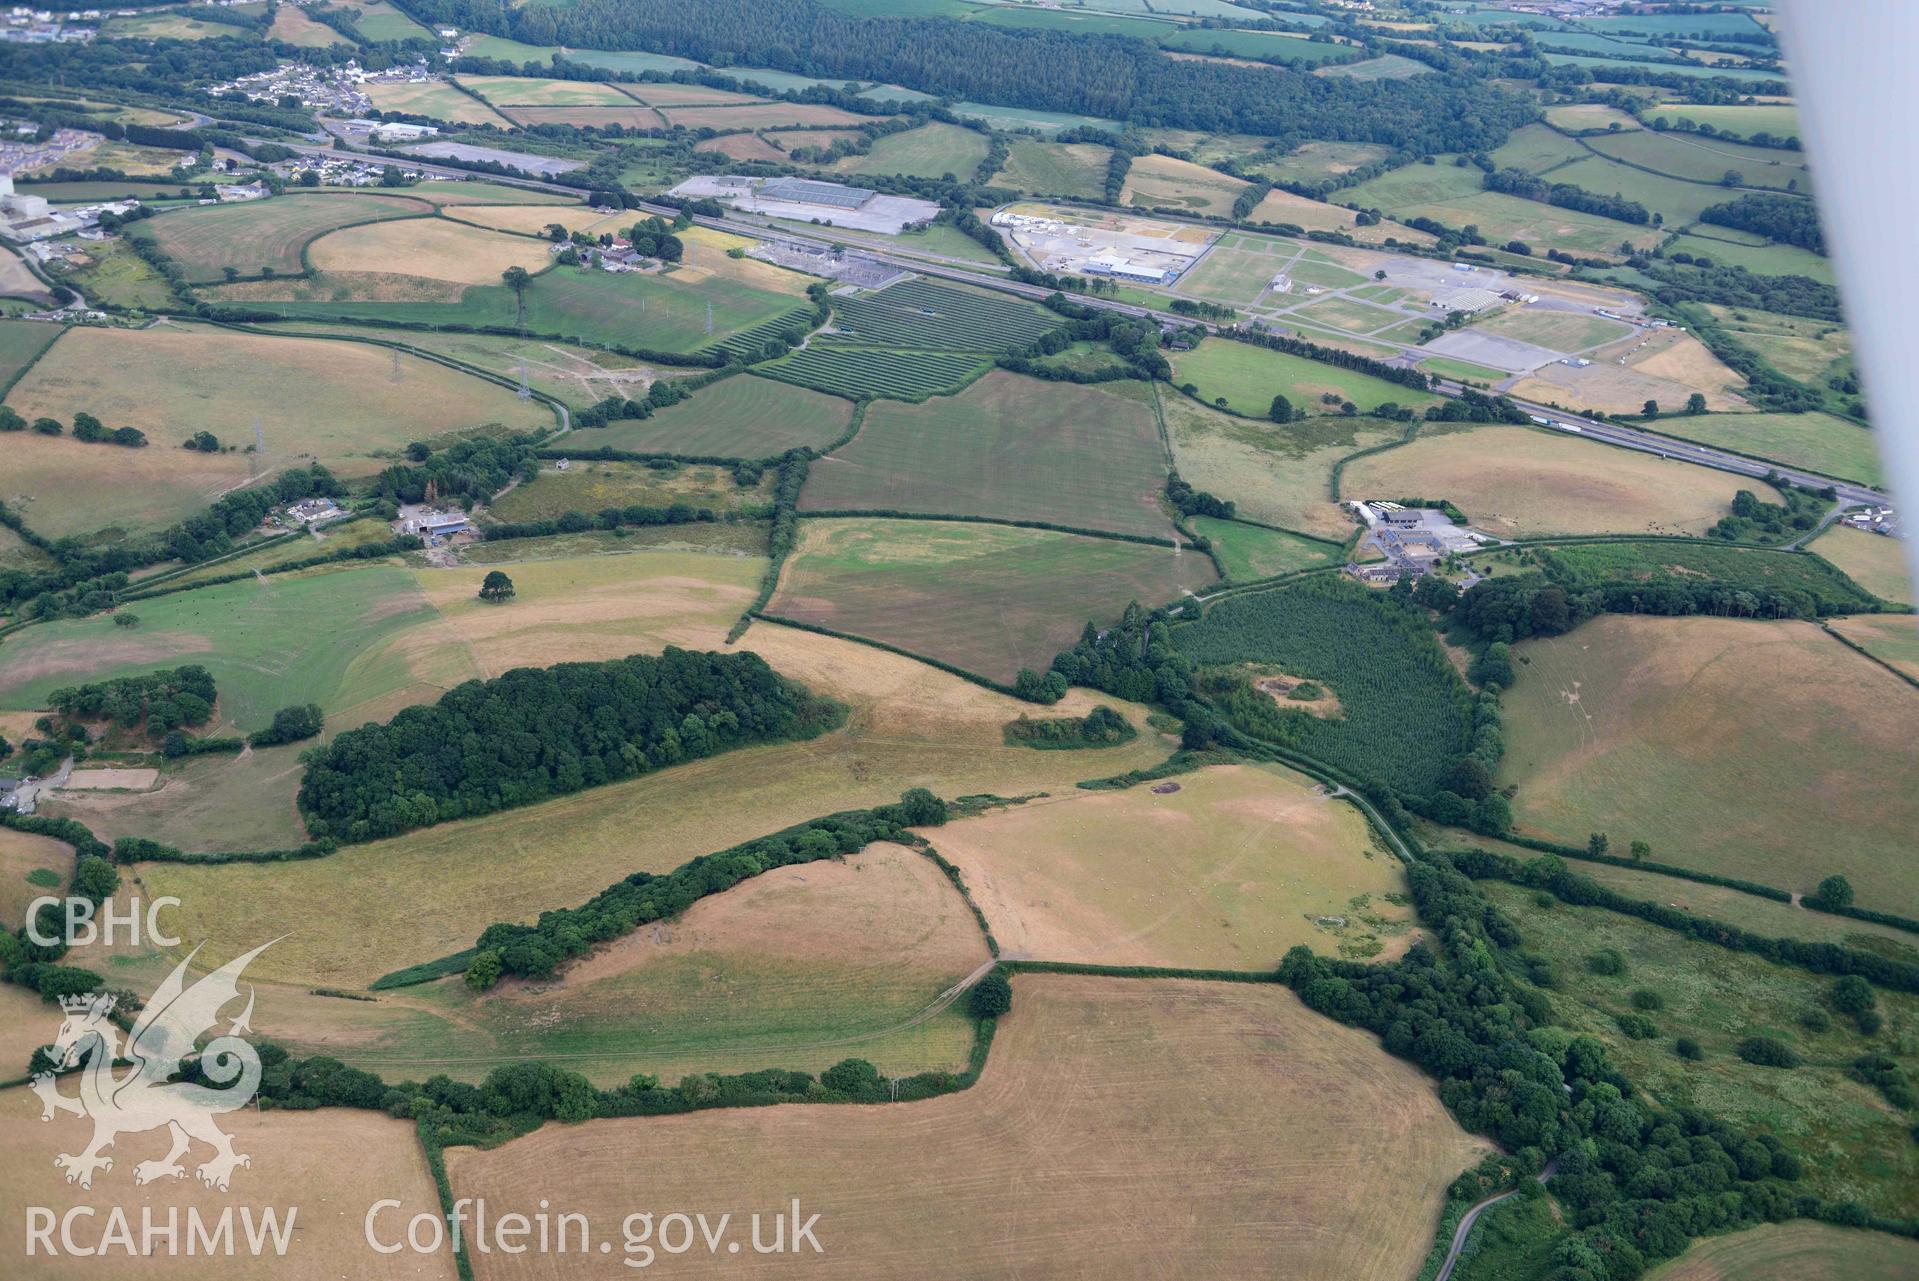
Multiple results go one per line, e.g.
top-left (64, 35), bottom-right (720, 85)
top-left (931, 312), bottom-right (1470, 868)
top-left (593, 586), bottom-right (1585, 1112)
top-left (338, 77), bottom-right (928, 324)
top-left (128, 191), bottom-right (434, 283)
top-left (768, 517), bottom-right (1213, 682)
top-left (445, 976), bottom-right (1490, 1281)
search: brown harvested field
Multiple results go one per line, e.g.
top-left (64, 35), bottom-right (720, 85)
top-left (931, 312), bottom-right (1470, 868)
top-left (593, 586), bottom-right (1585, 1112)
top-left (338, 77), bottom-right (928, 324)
top-left (1813, 525), bottom-right (1914, 606)
top-left (0, 1087), bottom-right (455, 1279)
top-left (400, 549), bottom-right (764, 682)
top-left (1123, 152), bottom-right (1248, 218)
top-left (2, 325), bottom-right (550, 537)
top-left (1828, 613), bottom-right (1919, 682)
top-left (304, 842), bottom-right (989, 1086)
top-left (142, 622), bottom-right (1172, 988)
top-left (1162, 389), bottom-right (1405, 539)
top-left (660, 102), bottom-right (868, 130)
top-left (306, 216), bottom-right (551, 285)
top-left (1339, 424), bottom-right (1751, 537)
top-left (0, 244), bottom-right (53, 301)
top-left (0, 982), bottom-right (53, 1078)
top-left (447, 974), bottom-right (1490, 1281)
top-left (439, 202), bottom-right (625, 237)
top-left (767, 517), bottom-right (1214, 683)
top-left (1500, 615), bottom-right (1919, 909)
top-left (930, 764), bottom-right (1415, 968)
top-left (700, 131), bottom-right (786, 162)
top-left (1645, 1223), bottom-right (1919, 1281)
top-left (1512, 328), bottom-right (1749, 413)
top-left (267, 2), bottom-right (351, 45)
top-left (0, 825), bottom-right (69, 930)
top-left (503, 105), bottom-right (664, 130)
top-left (1250, 186), bottom-right (1435, 245)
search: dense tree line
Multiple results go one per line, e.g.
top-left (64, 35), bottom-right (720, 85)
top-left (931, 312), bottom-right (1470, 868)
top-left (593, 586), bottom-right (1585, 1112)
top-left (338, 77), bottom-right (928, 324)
top-left (298, 648), bottom-right (844, 841)
top-left (482, 502), bottom-right (733, 542)
top-left (465, 789), bottom-right (946, 983)
top-left (1003, 705), bottom-right (1136, 751)
top-left (1423, 388), bottom-right (1534, 424)
top-left (1165, 474), bottom-right (1234, 520)
top-left (48, 665), bottom-right (217, 738)
top-left (1698, 192), bottom-right (1825, 254)
top-left (402, 0), bottom-right (1534, 151)
top-left (163, 464), bottom-right (345, 564)
top-left (1640, 259), bottom-right (1842, 321)
top-left (1483, 167), bottom-right (1651, 225)
top-left (1229, 327), bottom-right (1435, 394)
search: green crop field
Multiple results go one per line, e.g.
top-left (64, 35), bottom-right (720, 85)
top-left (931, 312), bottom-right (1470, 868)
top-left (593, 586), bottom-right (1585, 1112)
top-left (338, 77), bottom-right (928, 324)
top-left (760, 345), bottom-right (990, 400)
top-left (1159, 27), bottom-right (1361, 65)
top-left (835, 122), bottom-right (991, 179)
top-left (1701, 305), bottom-right (1850, 387)
top-left (522, 266), bottom-right (809, 354)
top-left (1584, 129), bottom-right (1812, 194)
top-left (1480, 882), bottom-right (1919, 1215)
top-left (1498, 615), bottom-right (1919, 911)
top-left (991, 139), bottom-right (1112, 199)
top-left (830, 279), bottom-right (1059, 351)
top-left (1543, 155), bottom-right (1726, 226)
top-left (768, 517), bottom-right (1214, 682)
top-left (798, 372), bottom-right (1173, 537)
top-left (1541, 52), bottom-right (1782, 85)
top-left (1174, 575), bottom-right (1474, 795)
top-left (0, 563), bottom-right (447, 735)
top-left (128, 192), bottom-right (434, 284)
top-left (1188, 517), bottom-right (1342, 582)
top-left (584, 374), bottom-right (856, 457)
top-left (1171, 338), bottom-right (1443, 417)
top-left (1654, 411), bottom-right (1880, 486)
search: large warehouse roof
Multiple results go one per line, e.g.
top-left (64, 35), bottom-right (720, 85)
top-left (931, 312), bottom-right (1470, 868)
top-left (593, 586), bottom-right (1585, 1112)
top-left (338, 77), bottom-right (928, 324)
top-left (759, 177), bottom-right (875, 210)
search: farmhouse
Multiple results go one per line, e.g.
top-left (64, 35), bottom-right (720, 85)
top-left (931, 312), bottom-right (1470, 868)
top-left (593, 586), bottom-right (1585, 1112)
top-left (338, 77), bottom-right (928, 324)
top-left (284, 497), bottom-right (346, 526)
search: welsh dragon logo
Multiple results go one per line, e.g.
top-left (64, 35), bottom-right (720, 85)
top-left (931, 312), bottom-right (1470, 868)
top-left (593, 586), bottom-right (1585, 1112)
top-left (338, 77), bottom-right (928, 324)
top-left (32, 941), bottom-right (274, 1191)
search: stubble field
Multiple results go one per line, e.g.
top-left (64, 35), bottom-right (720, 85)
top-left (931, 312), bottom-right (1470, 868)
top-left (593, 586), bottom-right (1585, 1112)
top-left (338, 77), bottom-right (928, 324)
top-left (444, 975), bottom-right (1491, 1281)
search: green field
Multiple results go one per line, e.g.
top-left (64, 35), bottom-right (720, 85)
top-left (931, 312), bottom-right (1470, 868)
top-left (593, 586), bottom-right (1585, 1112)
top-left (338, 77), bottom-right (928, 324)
top-left (1256, 140), bottom-right (1395, 188)
top-left (1341, 157), bottom-right (1661, 256)
top-left (1702, 304), bottom-right (1850, 387)
top-left (1647, 1223), bottom-right (1919, 1281)
top-left (1643, 103), bottom-right (1801, 141)
top-left (583, 373), bottom-right (855, 457)
top-left (1487, 122), bottom-right (1591, 174)
top-left (760, 345), bottom-right (991, 400)
top-left (1162, 390), bottom-right (1403, 539)
top-left (1542, 52), bottom-right (1782, 85)
top-left (337, 0), bottom-right (433, 41)
top-left (1670, 231), bottom-right (1834, 283)
top-left (1498, 614), bottom-right (1919, 911)
top-left (1481, 881), bottom-right (1919, 1215)
top-left (798, 372), bottom-right (1173, 537)
top-left (1188, 517), bottom-right (1342, 582)
top-left (1543, 155), bottom-right (1726, 227)
top-left (1470, 307), bottom-right (1635, 353)
top-left (768, 517), bottom-right (1214, 682)
top-left (991, 139), bottom-right (1112, 199)
top-left (486, 461), bottom-right (770, 524)
top-left (146, 517), bottom-right (399, 591)
top-left (0, 318), bottom-right (59, 392)
top-left (1159, 27), bottom-right (1361, 66)
top-left (1172, 338), bottom-right (1443, 417)
top-left (1313, 53), bottom-right (1431, 80)
top-left (1812, 526), bottom-right (1914, 607)
top-left (830, 278), bottom-right (1059, 350)
top-left (1653, 411), bottom-right (1880, 485)
top-left (129, 192), bottom-right (433, 284)
top-left (458, 74), bottom-right (640, 108)
top-left (0, 563), bottom-right (446, 735)
top-left (835, 122), bottom-right (991, 179)
top-left (1540, 540), bottom-right (1880, 613)
top-left (1584, 128), bottom-right (1812, 194)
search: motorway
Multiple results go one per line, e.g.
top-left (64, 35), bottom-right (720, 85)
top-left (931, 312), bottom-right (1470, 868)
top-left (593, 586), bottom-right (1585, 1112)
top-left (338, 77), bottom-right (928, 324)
top-left (271, 136), bottom-right (1889, 502)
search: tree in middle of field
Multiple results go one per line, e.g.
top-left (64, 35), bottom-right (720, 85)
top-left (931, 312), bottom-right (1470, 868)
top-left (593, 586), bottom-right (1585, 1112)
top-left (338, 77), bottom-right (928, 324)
top-left (478, 570), bottom-right (516, 603)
